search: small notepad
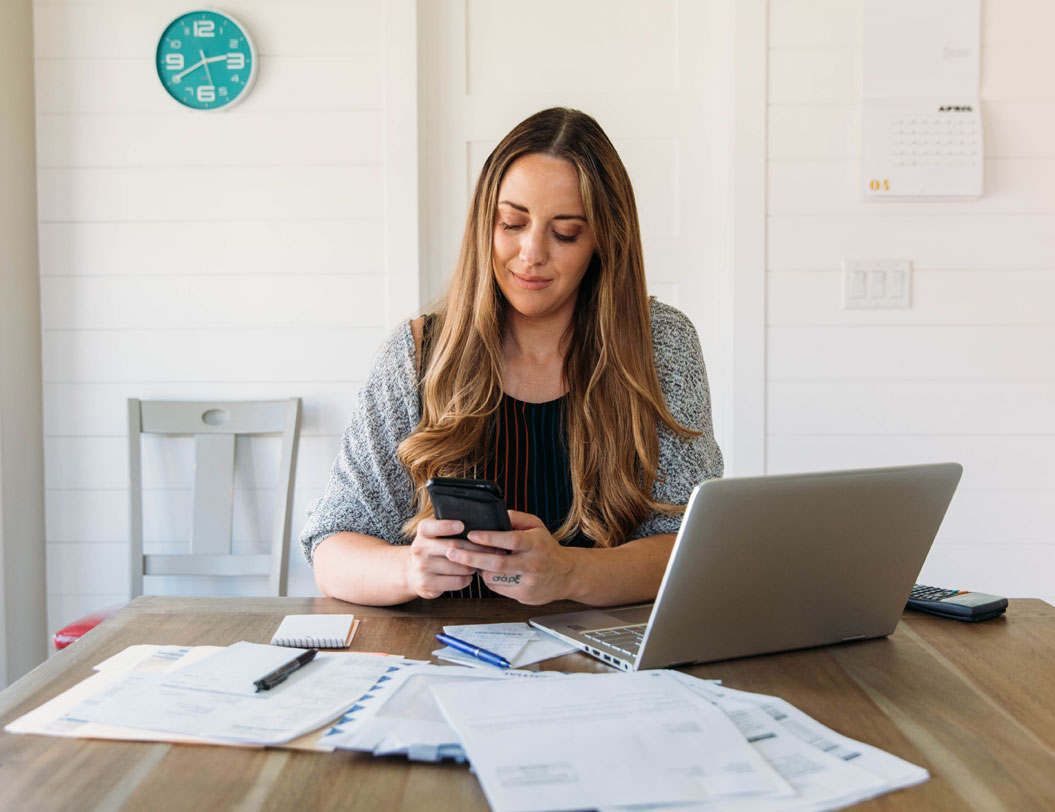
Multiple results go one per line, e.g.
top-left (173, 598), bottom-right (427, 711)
top-left (270, 614), bottom-right (358, 648)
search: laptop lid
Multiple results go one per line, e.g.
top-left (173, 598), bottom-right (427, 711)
top-left (532, 463), bottom-right (963, 670)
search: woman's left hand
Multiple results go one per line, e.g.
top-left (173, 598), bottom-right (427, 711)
top-left (444, 510), bottom-right (577, 605)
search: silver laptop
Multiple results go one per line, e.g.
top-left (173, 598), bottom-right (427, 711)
top-left (530, 463), bottom-right (962, 671)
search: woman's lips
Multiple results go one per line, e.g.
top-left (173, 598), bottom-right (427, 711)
top-left (511, 271), bottom-right (552, 290)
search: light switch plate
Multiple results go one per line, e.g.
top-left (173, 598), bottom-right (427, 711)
top-left (842, 259), bottom-right (912, 309)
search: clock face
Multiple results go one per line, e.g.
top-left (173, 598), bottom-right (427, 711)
top-left (156, 10), bottom-right (256, 111)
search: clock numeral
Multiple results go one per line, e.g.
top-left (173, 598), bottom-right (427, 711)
top-left (227, 52), bottom-right (245, 70)
top-left (165, 53), bottom-right (184, 71)
top-left (193, 20), bottom-right (215, 38)
top-left (197, 85), bottom-right (216, 102)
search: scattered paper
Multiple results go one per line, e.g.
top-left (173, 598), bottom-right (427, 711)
top-left (7, 642), bottom-right (932, 811)
top-left (164, 641), bottom-right (310, 695)
top-left (431, 670), bottom-right (793, 812)
top-left (322, 661), bottom-right (563, 760)
top-left (433, 622), bottom-right (577, 669)
top-left (59, 651), bottom-right (400, 745)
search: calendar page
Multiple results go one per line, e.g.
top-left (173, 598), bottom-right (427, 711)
top-left (862, 98), bottom-right (983, 198)
top-left (862, 0), bottom-right (982, 199)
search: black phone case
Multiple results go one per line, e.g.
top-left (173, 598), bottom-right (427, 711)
top-left (426, 478), bottom-right (512, 539)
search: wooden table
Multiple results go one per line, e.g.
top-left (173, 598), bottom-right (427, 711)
top-left (1, 597), bottom-right (1053, 811)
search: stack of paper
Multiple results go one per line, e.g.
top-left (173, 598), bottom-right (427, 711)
top-left (7, 641), bottom-right (929, 810)
top-left (321, 662), bottom-right (563, 761)
top-left (431, 622), bottom-right (577, 669)
top-left (7, 642), bottom-right (406, 747)
top-left (323, 661), bottom-right (928, 810)
top-left (432, 670), bottom-right (795, 811)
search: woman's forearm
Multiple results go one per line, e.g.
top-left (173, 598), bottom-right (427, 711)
top-left (563, 534), bottom-right (676, 607)
top-left (314, 529), bottom-right (677, 608)
top-left (311, 532), bottom-right (416, 606)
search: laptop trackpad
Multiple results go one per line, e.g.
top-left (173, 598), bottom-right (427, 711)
top-left (604, 605), bottom-right (654, 625)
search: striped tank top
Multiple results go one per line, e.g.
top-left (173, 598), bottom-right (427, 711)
top-left (419, 315), bottom-right (593, 598)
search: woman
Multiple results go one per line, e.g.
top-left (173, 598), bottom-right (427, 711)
top-left (302, 107), bottom-right (722, 606)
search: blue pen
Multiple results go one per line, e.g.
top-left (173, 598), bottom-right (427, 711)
top-left (436, 633), bottom-right (512, 669)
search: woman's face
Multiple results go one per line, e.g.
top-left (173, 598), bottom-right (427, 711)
top-left (492, 153), bottom-right (597, 323)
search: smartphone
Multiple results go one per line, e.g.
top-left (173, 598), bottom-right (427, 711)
top-left (425, 477), bottom-right (512, 540)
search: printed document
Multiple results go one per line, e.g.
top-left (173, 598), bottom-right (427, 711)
top-left (323, 662), bottom-right (561, 760)
top-left (432, 622), bottom-right (577, 668)
top-left (60, 650), bottom-right (400, 745)
top-left (431, 670), bottom-right (793, 812)
top-left (598, 674), bottom-right (929, 812)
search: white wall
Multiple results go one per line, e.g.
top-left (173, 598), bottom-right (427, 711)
top-left (766, 0), bottom-right (1055, 604)
top-left (35, 0), bottom-right (418, 633)
top-left (34, 0), bottom-right (1054, 629)
top-left (1, 0), bottom-right (48, 685)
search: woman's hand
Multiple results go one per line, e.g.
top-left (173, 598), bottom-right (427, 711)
top-left (445, 511), bottom-right (577, 605)
top-left (404, 519), bottom-right (493, 599)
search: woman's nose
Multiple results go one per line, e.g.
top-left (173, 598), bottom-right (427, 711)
top-left (519, 226), bottom-right (547, 267)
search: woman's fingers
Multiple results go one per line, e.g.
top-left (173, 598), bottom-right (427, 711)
top-left (506, 510), bottom-right (547, 530)
top-left (417, 573), bottom-right (474, 599)
top-left (408, 524), bottom-right (484, 598)
top-left (447, 547), bottom-right (514, 573)
top-left (418, 518), bottom-right (464, 539)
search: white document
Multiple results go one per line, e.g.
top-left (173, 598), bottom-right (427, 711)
top-left (683, 679), bottom-right (929, 795)
top-left (61, 651), bottom-right (400, 745)
top-left (92, 644), bottom-right (202, 674)
top-left (323, 662), bottom-right (563, 760)
top-left (595, 674), bottom-right (927, 812)
top-left (164, 640), bottom-right (310, 695)
top-left (432, 670), bottom-right (793, 812)
top-left (433, 622), bottom-right (577, 669)
top-left (5, 645), bottom-right (240, 745)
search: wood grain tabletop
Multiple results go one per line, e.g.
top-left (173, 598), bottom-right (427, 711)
top-left (1, 596), bottom-right (1052, 812)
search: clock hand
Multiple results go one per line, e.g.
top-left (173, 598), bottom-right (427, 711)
top-left (200, 49), bottom-right (214, 86)
top-left (173, 55), bottom-right (206, 81)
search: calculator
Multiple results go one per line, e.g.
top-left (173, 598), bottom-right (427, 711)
top-left (906, 584), bottom-right (1008, 622)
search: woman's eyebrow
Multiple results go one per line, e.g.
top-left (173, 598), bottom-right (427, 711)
top-left (498, 200), bottom-right (587, 222)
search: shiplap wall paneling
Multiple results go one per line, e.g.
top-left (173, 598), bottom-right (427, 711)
top-left (766, 0), bottom-right (1055, 605)
top-left (35, 0), bottom-right (415, 634)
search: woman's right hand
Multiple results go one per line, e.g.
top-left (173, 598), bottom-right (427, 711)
top-left (404, 519), bottom-right (489, 599)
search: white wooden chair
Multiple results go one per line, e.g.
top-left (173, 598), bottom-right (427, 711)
top-left (53, 397), bottom-right (301, 649)
top-left (128, 398), bottom-right (302, 597)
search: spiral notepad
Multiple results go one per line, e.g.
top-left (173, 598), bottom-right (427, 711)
top-left (270, 614), bottom-right (357, 648)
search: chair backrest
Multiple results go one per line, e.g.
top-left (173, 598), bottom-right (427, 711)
top-left (128, 398), bottom-right (302, 598)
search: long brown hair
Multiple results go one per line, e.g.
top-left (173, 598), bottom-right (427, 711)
top-left (398, 107), bottom-right (697, 546)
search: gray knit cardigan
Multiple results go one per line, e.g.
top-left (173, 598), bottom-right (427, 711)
top-left (300, 299), bottom-right (723, 565)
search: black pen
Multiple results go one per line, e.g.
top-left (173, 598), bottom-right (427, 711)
top-left (253, 649), bottom-right (318, 692)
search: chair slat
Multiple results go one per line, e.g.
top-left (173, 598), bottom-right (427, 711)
top-left (144, 554), bottom-right (271, 577)
top-left (190, 434), bottom-right (236, 556)
top-left (140, 401), bottom-right (290, 435)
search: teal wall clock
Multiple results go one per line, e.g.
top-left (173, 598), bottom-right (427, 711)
top-left (156, 10), bottom-right (257, 111)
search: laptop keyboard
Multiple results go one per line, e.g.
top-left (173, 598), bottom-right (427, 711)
top-left (582, 624), bottom-right (647, 656)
